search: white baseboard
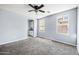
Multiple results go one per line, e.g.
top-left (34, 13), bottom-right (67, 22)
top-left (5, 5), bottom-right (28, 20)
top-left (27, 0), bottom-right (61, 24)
top-left (0, 36), bottom-right (28, 45)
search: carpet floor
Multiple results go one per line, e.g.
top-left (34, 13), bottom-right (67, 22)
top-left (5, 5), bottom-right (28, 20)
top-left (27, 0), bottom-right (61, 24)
top-left (0, 37), bottom-right (78, 55)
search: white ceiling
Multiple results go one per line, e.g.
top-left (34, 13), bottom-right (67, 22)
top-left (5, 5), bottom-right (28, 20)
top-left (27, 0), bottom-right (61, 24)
top-left (27, 4), bottom-right (78, 19)
top-left (0, 4), bottom-right (78, 19)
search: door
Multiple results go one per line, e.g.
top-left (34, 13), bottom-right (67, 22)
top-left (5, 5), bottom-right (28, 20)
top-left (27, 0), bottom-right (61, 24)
top-left (28, 20), bottom-right (34, 37)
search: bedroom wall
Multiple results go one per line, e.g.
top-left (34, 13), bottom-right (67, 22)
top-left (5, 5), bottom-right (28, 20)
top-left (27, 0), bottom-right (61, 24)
top-left (37, 8), bottom-right (77, 46)
top-left (0, 5), bottom-right (28, 45)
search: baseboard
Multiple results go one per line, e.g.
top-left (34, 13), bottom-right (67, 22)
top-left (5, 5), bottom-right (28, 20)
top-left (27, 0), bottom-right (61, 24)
top-left (0, 36), bottom-right (28, 45)
top-left (37, 36), bottom-right (76, 46)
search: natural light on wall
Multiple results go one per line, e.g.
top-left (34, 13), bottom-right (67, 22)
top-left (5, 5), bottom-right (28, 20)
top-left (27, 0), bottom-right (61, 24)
top-left (39, 19), bottom-right (45, 32)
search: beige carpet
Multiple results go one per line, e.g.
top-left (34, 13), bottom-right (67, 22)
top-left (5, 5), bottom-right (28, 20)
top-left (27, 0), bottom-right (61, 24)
top-left (0, 37), bottom-right (78, 55)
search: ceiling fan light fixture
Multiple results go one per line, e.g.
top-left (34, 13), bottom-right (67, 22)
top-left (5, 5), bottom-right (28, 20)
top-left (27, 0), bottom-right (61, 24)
top-left (28, 4), bottom-right (45, 13)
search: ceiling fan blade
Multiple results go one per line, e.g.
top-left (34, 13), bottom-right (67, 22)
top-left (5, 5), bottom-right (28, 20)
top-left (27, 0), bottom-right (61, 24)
top-left (29, 4), bottom-right (35, 8)
top-left (38, 4), bottom-right (44, 9)
top-left (39, 10), bottom-right (45, 13)
top-left (28, 10), bottom-right (34, 12)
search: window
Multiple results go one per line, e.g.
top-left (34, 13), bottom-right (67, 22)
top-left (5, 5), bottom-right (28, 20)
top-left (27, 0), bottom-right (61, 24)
top-left (39, 19), bottom-right (45, 32)
top-left (56, 15), bottom-right (69, 35)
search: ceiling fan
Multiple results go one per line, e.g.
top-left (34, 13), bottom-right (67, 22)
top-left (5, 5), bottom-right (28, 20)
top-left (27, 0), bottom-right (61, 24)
top-left (28, 4), bottom-right (46, 13)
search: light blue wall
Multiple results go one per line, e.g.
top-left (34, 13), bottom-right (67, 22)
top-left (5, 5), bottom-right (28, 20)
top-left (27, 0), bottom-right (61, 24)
top-left (0, 9), bottom-right (28, 45)
top-left (37, 8), bottom-right (77, 45)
